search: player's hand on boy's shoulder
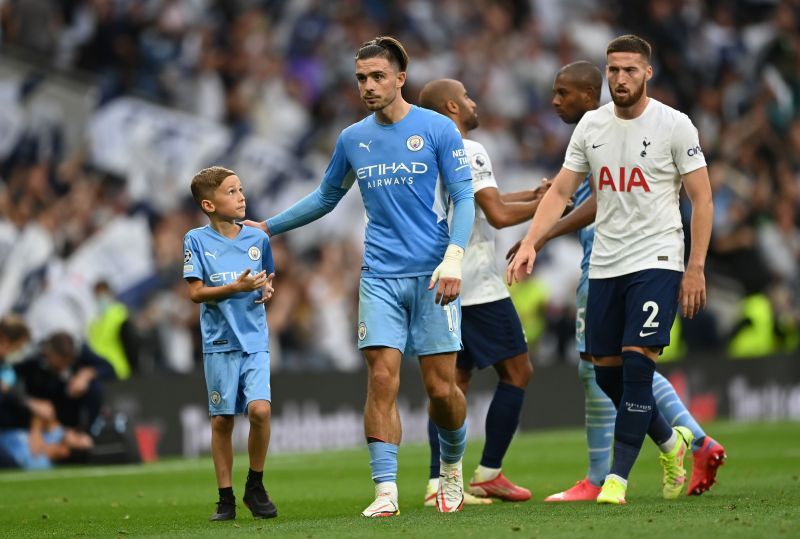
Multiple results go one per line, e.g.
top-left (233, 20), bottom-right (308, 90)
top-left (234, 268), bottom-right (268, 293)
top-left (255, 273), bottom-right (276, 304)
top-left (241, 219), bottom-right (271, 237)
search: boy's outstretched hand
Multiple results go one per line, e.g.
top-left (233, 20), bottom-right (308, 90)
top-left (256, 273), bottom-right (276, 304)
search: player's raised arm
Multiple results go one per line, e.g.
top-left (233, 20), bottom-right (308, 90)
top-left (680, 166), bottom-right (713, 318)
top-left (506, 167), bottom-right (584, 284)
top-left (537, 189), bottom-right (596, 249)
top-left (244, 136), bottom-right (354, 237)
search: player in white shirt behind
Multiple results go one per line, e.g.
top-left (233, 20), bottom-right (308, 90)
top-left (418, 78), bottom-right (548, 504)
top-left (508, 35), bottom-right (714, 505)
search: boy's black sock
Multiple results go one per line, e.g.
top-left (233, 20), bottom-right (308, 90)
top-left (218, 486), bottom-right (234, 502)
top-left (246, 469), bottom-right (264, 488)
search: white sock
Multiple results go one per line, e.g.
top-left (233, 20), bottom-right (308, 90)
top-left (658, 430), bottom-right (678, 454)
top-left (606, 473), bottom-right (628, 488)
top-left (473, 464), bottom-right (500, 482)
top-left (375, 481), bottom-right (398, 500)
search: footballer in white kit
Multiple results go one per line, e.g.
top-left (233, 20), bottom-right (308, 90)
top-left (508, 34), bottom-right (713, 505)
top-left (419, 78), bottom-right (544, 504)
top-left (565, 98), bottom-right (707, 355)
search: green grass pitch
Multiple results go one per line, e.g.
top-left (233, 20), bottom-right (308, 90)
top-left (1, 421), bottom-right (798, 538)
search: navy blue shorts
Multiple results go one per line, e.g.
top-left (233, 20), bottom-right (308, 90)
top-left (457, 298), bottom-right (528, 370)
top-left (586, 269), bottom-right (682, 357)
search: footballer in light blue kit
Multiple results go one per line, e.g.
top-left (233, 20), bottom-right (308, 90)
top-left (183, 166), bottom-right (278, 522)
top-left (244, 37), bottom-right (475, 516)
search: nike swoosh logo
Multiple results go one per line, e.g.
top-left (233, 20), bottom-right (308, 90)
top-left (592, 143), bottom-right (606, 149)
top-left (639, 330), bottom-right (657, 337)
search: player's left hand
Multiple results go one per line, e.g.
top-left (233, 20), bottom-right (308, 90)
top-left (679, 264), bottom-right (706, 319)
top-left (429, 245), bottom-right (464, 305)
top-left (255, 273), bottom-right (276, 304)
top-left (506, 240), bottom-right (537, 285)
top-left (531, 178), bottom-right (552, 201)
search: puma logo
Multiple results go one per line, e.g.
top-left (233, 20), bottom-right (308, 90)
top-left (359, 141), bottom-right (373, 152)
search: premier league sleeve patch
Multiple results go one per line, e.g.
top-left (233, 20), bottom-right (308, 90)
top-left (470, 153), bottom-right (489, 171)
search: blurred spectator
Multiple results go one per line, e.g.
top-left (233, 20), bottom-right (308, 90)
top-left (0, 315), bottom-right (93, 469)
top-left (0, 0), bottom-right (798, 367)
top-left (87, 280), bottom-right (139, 380)
top-left (14, 332), bottom-right (116, 431)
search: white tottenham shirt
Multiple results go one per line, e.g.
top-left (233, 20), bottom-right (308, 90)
top-left (459, 138), bottom-right (510, 306)
top-left (563, 98), bottom-right (707, 279)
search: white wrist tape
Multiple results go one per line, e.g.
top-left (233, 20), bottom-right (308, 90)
top-left (431, 244), bottom-right (464, 283)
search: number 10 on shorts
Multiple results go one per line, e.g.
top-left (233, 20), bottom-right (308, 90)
top-left (444, 304), bottom-right (459, 332)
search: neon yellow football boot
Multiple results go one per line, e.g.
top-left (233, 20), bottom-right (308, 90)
top-left (596, 474), bottom-right (627, 505)
top-left (659, 426), bottom-right (694, 499)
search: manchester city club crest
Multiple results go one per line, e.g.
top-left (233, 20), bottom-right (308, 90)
top-left (358, 322), bottom-right (367, 341)
top-left (406, 134), bottom-right (424, 151)
top-left (210, 391), bottom-right (221, 406)
top-left (248, 246), bottom-right (261, 261)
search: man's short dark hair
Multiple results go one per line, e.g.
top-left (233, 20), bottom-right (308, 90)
top-left (606, 34), bottom-right (652, 61)
top-left (355, 36), bottom-right (409, 72)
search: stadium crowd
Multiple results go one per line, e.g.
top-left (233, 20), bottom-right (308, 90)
top-left (0, 0), bottom-right (797, 385)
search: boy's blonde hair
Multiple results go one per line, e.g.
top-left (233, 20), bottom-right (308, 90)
top-left (190, 166), bottom-right (237, 211)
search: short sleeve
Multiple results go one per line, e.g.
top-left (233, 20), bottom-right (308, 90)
top-left (466, 141), bottom-right (498, 194)
top-left (262, 235), bottom-right (275, 275)
top-left (436, 119), bottom-right (473, 185)
top-left (671, 114), bottom-right (707, 175)
top-left (563, 116), bottom-right (590, 173)
top-left (322, 134), bottom-right (356, 190)
top-left (182, 233), bottom-right (203, 280)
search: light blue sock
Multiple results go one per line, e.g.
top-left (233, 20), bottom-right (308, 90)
top-left (437, 422), bottom-right (467, 464)
top-left (652, 372), bottom-right (706, 451)
top-left (367, 441), bottom-right (398, 483)
top-left (578, 360), bottom-right (615, 487)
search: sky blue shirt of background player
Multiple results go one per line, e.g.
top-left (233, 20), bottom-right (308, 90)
top-left (267, 106), bottom-right (474, 277)
top-left (182, 225), bottom-right (274, 354)
top-left (574, 176), bottom-right (595, 273)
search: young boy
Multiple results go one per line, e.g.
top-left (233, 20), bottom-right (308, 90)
top-left (183, 166), bottom-right (277, 521)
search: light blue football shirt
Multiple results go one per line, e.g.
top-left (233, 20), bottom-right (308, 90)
top-left (322, 105), bottom-right (472, 277)
top-left (574, 176), bottom-right (595, 273)
top-left (182, 224), bottom-right (274, 354)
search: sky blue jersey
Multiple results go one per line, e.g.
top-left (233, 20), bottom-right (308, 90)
top-left (574, 176), bottom-right (595, 273)
top-left (182, 224), bottom-right (274, 354)
top-left (323, 106), bottom-right (472, 277)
